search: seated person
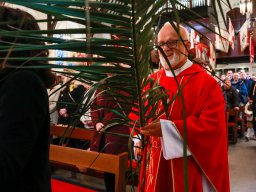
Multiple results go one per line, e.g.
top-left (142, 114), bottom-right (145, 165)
top-left (222, 77), bottom-right (239, 111)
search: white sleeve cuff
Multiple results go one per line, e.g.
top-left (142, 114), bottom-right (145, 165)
top-left (160, 119), bottom-right (191, 160)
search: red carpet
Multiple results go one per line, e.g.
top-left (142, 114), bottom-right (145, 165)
top-left (51, 178), bottom-right (97, 192)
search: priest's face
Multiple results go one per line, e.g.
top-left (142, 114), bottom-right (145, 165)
top-left (157, 22), bottom-right (190, 71)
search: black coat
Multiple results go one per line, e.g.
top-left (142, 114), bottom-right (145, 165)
top-left (0, 69), bottom-right (51, 192)
top-left (222, 86), bottom-right (239, 110)
top-left (56, 84), bottom-right (86, 126)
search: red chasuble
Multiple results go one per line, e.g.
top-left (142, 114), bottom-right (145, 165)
top-left (138, 64), bottom-right (230, 192)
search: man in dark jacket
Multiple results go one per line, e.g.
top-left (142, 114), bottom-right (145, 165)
top-left (231, 73), bottom-right (248, 106)
top-left (222, 78), bottom-right (239, 111)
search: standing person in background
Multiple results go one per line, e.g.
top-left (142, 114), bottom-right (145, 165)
top-left (48, 74), bottom-right (62, 124)
top-left (231, 73), bottom-right (248, 106)
top-left (244, 99), bottom-right (255, 141)
top-left (80, 83), bottom-right (93, 129)
top-left (0, 6), bottom-right (54, 192)
top-left (56, 79), bottom-right (86, 149)
top-left (57, 79), bottom-right (86, 127)
top-left (240, 71), bottom-right (253, 95)
top-left (90, 79), bottom-right (132, 192)
top-left (226, 70), bottom-right (233, 81)
top-left (136, 22), bottom-right (229, 192)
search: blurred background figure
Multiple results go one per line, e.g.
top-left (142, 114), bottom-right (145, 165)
top-left (222, 77), bottom-right (239, 111)
top-left (90, 79), bottom-right (132, 192)
top-left (240, 71), bottom-right (253, 93)
top-left (57, 79), bottom-right (86, 127)
top-left (226, 70), bottom-right (233, 81)
top-left (251, 74), bottom-right (256, 82)
top-left (80, 83), bottom-right (93, 129)
top-left (218, 74), bottom-right (226, 87)
top-left (244, 99), bottom-right (255, 141)
top-left (231, 73), bottom-right (248, 106)
top-left (48, 73), bottom-right (62, 124)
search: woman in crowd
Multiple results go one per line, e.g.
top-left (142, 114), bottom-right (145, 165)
top-left (90, 77), bottom-right (132, 192)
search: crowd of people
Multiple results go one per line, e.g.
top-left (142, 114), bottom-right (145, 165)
top-left (220, 70), bottom-right (256, 141)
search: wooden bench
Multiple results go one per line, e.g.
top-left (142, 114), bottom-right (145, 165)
top-left (50, 124), bottom-right (128, 192)
top-left (227, 109), bottom-right (239, 144)
top-left (50, 124), bottom-right (94, 141)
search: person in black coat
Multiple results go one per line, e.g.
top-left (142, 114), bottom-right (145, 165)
top-left (0, 6), bottom-right (54, 192)
top-left (56, 80), bottom-right (86, 149)
top-left (56, 80), bottom-right (86, 126)
top-left (222, 77), bottom-right (239, 110)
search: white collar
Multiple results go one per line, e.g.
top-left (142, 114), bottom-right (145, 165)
top-left (165, 60), bottom-right (193, 77)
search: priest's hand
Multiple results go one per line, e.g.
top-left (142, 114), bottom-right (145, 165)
top-left (95, 122), bottom-right (104, 132)
top-left (140, 121), bottom-right (162, 137)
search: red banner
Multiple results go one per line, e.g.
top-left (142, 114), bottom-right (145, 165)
top-left (250, 34), bottom-right (254, 64)
top-left (228, 17), bottom-right (235, 50)
top-left (190, 29), bottom-right (200, 49)
top-left (194, 43), bottom-right (210, 64)
top-left (215, 27), bottom-right (230, 53)
top-left (209, 42), bottom-right (216, 69)
top-left (239, 21), bottom-right (249, 52)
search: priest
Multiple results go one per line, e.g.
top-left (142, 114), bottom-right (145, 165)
top-left (137, 22), bottom-right (230, 192)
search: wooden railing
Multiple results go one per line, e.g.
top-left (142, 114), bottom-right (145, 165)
top-left (50, 124), bottom-right (94, 141)
top-left (50, 124), bottom-right (128, 192)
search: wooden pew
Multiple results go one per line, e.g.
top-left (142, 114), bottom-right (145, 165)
top-left (227, 109), bottom-right (238, 144)
top-left (50, 124), bottom-right (94, 141)
top-left (50, 124), bottom-right (128, 192)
